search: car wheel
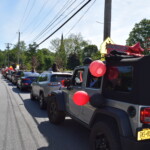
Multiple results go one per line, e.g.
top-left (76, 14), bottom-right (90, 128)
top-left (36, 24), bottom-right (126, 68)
top-left (39, 93), bottom-right (46, 109)
top-left (90, 121), bottom-right (121, 150)
top-left (17, 83), bottom-right (19, 88)
top-left (30, 89), bottom-right (36, 101)
top-left (47, 95), bottom-right (65, 124)
top-left (20, 83), bottom-right (23, 91)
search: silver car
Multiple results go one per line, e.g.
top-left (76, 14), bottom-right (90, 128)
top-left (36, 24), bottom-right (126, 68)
top-left (30, 71), bottom-right (72, 109)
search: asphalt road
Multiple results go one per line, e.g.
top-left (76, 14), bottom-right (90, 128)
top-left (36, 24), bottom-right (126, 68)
top-left (0, 74), bottom-right (90, 150)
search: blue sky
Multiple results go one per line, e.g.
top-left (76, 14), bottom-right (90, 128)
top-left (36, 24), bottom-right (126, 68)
top-left (0, 0), bottom-right (150, 51)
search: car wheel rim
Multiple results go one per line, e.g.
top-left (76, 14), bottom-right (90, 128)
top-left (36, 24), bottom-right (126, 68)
top-left (95, 133), bottom-right (110, 150)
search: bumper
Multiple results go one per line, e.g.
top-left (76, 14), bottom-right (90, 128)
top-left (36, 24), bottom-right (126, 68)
top-left (22, 84), bottom-right (31, 90)
top-left (121, 136), bottom-right (150, 150)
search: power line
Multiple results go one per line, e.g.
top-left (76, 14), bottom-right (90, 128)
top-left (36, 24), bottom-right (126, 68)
top-left (65, 0), bottom-right (96, 36)
top-left (36, 0), bottom-right (92, 47)
top-left (18, 0), bottom-right (31, 30)
top-left (22, 0), bottom-right (60, 42)
top-left (21, 0), bottom-right (37, 30)
top-left (33, 0), bottom-right (86, 43)
top-left (32, 0), bottom-right (77, 42)
top-left (22, 0), bottom-right (50, 32)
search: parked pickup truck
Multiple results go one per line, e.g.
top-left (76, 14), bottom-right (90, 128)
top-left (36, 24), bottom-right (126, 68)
top-left (47, 55), bottom-right (150, 150)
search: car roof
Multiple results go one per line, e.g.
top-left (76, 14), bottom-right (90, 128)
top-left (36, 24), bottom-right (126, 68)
top-left (42, 71), bottom-right (72, 75)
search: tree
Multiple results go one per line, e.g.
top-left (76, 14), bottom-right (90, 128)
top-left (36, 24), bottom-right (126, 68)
top-left (36, 48), bottom-right (54, 71)
top-left (82, 45), bottom-right (98, 59)
top-left (64, 33), bottom-right (89, 59)
top-left (55, 34), bottom-right (67, 70)
top-left (67, 53), bottom-right (80, 70)
top-left (50, 33), bottom-right (90, 57)
top-left (126, 19), bottom-right (150, 53)
top-left (26, 42), bottom-right (39, 71)
top-left (0, 50), bottom-right (5, 67)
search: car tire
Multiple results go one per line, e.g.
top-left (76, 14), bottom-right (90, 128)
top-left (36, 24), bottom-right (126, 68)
top-left (17, 83), bottom-right (19, 88)
top-left (47, 95), bottom-right (65, 124)
top-left (39, 93), bottom-right (46, 109)
top-left (30, 90), bottom-right (36, 101)
top-left (20, 83), bottom-right (23, 91)
top-left (90, 121), bottom-right (121, 150)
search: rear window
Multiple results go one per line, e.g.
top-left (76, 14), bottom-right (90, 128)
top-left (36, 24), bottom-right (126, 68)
top-left (104, 66), bottom-right (133, 92)
top-left (50, 74), bottom-right (71, 82)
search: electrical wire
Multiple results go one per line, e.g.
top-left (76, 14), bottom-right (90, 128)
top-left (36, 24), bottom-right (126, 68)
top-left (22, 0), bottom-right (50, 32)
top-left (65, 0), bottom-right (96, 36)
top-left (18, 0), bottom-right (31, 30)
top-left (32, 0), bottom-right (77, 42)
top-left (28, 0), bottom-right (60, 36)
top-left (21, 0), bottom-right (37, 30)
top-left (36, 0), bottom-right (92, 47)
top-left (34, 0), bottom-right (86, 42)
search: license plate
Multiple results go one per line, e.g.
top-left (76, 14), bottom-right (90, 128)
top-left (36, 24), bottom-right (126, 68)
top-left (137, 128), bottom-right (150, 141)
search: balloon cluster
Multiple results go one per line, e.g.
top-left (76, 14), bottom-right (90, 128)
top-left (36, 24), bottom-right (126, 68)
top-left (126, 42), bottom-right (144, 56)
top-left (73, 60), bottom-right (106, 106)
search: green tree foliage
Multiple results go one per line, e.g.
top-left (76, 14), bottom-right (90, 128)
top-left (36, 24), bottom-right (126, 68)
top-left (0, 50), bottom-right (5, 67)
top-left (67, 53), bottom-right (80, 70)
top-left (64, 33), bottom-right (89, 59)
top-left (55, 34), bottom-right (67, 70)
top-left (126, 19), bottom-right (150, 52)
top-left (26, 42), bottom-right (38, 71)
top-left (36, 48), bottom-right (54, 71)
top-left (49, 33), bottom-right (90, 70)
top-left (82, 45), bottom-right (98, 59)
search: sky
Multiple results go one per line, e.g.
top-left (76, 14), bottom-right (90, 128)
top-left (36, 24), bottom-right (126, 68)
top-left (0, 0), bottom-right (150, 51)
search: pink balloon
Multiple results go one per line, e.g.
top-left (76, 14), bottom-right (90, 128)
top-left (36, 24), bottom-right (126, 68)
top-left (73, 91), bottom-right (90, 106)
top-left (89, 60), bottom-right (106, 77)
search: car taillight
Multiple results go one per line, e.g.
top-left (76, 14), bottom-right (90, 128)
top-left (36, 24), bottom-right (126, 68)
top-left (48, 82), bottom-right (61, 86)
top-left (22, 78), bottom-right (30, 81)
top-left (140, 107), bottom-right (150, 123)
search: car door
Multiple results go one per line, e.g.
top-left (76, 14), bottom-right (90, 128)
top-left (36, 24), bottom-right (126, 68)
top-left (32, 75), bottom-right (40, 96)
top-left (68, 68), bottom-right (85, 117)
top-left (39, 73), bottom-right (49, 97)
top-left (82, 71), bottom-right (102, 124)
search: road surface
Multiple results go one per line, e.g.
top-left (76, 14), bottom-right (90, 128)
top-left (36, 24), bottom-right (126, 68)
top-left (0, 74), bottom-right (90, 150)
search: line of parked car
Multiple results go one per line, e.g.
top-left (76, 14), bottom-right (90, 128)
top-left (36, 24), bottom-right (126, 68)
top-left (1, 68), bottom-right (72, 109)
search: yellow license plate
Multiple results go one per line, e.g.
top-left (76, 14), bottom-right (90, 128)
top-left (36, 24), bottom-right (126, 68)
top-left (137, 128), bottom-right (150, 141)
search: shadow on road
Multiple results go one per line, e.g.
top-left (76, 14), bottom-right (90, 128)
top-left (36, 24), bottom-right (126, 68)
top-left (37, 119), bottom-right (90, 150)
top-left (22, 98), bottom-right (48, 118)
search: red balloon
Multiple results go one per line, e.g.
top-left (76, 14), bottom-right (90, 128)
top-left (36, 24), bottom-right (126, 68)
top-left (107, 67), bottom-right (119, 80)
top-left (127, 42), bottom-right (144, 54)
top-left (73, 91), bottom-right (90, 106)
top-left (89, 60), bottom-right (106, 77)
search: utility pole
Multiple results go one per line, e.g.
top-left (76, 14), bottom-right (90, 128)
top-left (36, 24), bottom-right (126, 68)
top-left (17, 31), bottom-right (21, 65)
top-left (5, 43), bottom-right (12, 67)
top-left (103, 0), bottom-right (112, 40)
